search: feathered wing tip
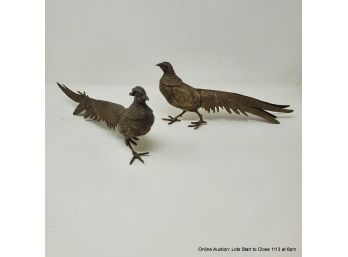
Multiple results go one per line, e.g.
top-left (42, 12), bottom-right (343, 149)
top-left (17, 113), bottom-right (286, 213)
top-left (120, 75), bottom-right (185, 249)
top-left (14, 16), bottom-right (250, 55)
top-left (57, 82), bottom-right (85, 103)
top-left (57, 82), bottom-right (126, 129)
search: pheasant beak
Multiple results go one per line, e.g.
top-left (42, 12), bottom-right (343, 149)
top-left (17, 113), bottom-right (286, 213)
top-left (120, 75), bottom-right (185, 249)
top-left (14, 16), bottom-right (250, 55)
top-left (155, 63), bottom-right (161, 67)
top-left (145, 95), bottom-right (149, 101)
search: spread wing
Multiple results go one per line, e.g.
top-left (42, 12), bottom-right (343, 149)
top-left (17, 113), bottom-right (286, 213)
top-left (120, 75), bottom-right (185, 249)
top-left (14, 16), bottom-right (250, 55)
top-left (77, 98), bottom-right (126, 129)
top-left (198, 89), bottom-right (293, 124)
top-left (58, 83), bottom-right (127, 129)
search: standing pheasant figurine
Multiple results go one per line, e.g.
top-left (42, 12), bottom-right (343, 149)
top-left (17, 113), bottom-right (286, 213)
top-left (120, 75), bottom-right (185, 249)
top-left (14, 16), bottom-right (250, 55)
top-left (57, 83), bottom-right (154, 164)
top-left (156, 62), bottom-right (293, 129)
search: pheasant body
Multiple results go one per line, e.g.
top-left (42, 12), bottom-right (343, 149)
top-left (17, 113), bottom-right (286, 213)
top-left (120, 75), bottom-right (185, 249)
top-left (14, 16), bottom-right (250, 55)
top-left (157, 62), bottom-right (293, 128)
top-left (118, 102), bottom-right (154, 139)
top-left (57, 83), bottom-right (154, 164)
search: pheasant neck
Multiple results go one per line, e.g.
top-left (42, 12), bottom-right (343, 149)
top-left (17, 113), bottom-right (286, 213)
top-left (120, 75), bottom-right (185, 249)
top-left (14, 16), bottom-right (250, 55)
top-left (132, 99), bottom-right (149, 108)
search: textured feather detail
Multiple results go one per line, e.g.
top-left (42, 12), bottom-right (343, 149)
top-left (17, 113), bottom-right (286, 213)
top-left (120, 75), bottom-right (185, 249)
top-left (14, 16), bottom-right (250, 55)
top-left (247, 107), bottom-right (279, 124)
top-left (81, 99), bottom-right (126, 129)
top-left (57, 83), bottom-right (126, 129)
top-left (198, 89), bottom-right (293, 123)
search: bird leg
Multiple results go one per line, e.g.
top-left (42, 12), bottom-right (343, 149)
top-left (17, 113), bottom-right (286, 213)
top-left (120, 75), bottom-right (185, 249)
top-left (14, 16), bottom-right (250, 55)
top-left (129, 137), bottom-right (138, 146)
top-left (188, 110), bottom-right (207, 130)
top-left (162, 111), bottom-right (186, 125)
top-left (126, 139), bottom-right (149, 165)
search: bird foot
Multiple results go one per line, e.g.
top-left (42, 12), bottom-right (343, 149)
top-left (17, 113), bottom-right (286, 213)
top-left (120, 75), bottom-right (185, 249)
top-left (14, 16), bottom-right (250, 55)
top-left (162, 115), bottom-right (181, 125)
top-left (188, 120), bottom-right (207, 130)
top-left (130, 151), bottom-right (149, 165)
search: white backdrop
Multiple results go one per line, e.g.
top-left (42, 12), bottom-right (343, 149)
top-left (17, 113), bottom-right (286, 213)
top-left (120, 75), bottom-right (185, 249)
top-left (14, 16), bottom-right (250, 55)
top-left (46, 1), bottom-right (301, 257)
top-left (46, 0), bottom-right (301, 86)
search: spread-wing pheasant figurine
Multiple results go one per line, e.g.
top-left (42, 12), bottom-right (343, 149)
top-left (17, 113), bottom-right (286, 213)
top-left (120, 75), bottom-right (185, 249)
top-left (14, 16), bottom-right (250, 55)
top-left (156, 62), bottom-right (293, 129)
top-left (57, 83), bottom-right (154, 164)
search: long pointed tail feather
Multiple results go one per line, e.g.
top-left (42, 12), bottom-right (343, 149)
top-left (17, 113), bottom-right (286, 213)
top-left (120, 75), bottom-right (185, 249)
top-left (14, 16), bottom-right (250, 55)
top-left (255, 98), bottom-right (293, 113)
top-left (247, 107), bottom-right (280, 124)
top-left (57, 82), bottom-right (85, 103)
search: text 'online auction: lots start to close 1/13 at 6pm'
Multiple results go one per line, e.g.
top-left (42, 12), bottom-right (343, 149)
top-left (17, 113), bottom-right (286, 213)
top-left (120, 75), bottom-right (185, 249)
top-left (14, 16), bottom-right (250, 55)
top-left (198, 246), bottom-right (297, 252)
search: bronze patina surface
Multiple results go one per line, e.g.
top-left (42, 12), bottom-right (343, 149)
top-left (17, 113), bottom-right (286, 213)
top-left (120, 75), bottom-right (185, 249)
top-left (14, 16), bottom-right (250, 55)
top-left (156, 62), bottom-right (293, 129)
top-left (57, 83), bottom-right (154, 164)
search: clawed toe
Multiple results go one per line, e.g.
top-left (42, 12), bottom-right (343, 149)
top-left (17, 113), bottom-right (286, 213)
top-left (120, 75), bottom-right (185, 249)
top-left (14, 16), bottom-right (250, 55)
top-left (162, 115), bottom-right (174, 121)
top-left (129, 151), bottom-right (150, 165)
top-left (162, 115), bottom-right (181, 125)
top-left (189, 121), bottom-right (207, 125)
top-left (188, 120), bottom-right (207, 129)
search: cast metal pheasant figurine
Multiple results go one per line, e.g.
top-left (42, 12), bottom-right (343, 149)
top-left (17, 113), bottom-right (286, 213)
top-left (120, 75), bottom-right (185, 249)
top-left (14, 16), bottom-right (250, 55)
top-left (156, 62), bottom-right (293, 129)
top-left (57, 83), bottom-right (154, 164)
